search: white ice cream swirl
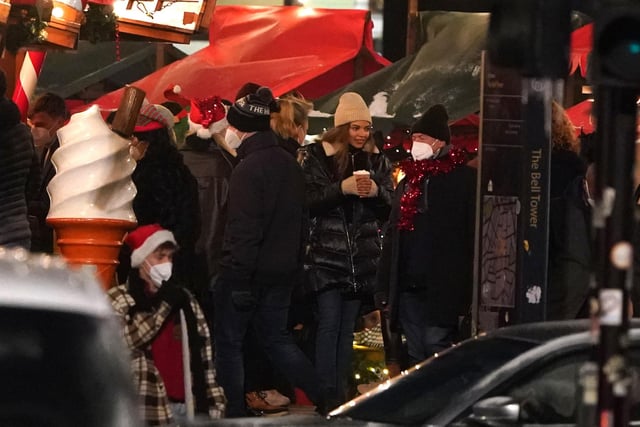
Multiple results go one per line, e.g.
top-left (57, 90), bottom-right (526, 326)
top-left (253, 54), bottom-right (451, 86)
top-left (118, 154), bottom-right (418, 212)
top-left (47, 105), bottom-right (137, 221)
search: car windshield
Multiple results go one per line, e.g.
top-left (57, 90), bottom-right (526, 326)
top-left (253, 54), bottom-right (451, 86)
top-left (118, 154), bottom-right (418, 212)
top-left (0, 308), bottom-right (139, 427)
top-left (337, 336), bottom-right (538, 425)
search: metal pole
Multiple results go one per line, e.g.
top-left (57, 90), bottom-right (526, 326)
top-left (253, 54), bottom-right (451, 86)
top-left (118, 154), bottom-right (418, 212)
top-left (591, 84), bottom-right (635, 427)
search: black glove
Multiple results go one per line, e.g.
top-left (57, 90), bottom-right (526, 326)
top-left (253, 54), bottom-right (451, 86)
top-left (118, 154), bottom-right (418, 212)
top-left (156, 280), bottom-right (189, 310)
top-left (231, 290), bottom-right (258, 311)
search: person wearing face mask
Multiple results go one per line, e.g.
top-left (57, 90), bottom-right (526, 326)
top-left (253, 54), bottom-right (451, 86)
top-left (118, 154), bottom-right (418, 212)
top-left (214, 86), bottom-right (327, 417)
top-left (168, 93), bottom-right (238, 316)
top-left (237, 91), bottom-right (315, 415)
top-left (270, 92), bottom-right (313, 158)
top-left (116, 101), bottom-right (200, 299)
top-left (108, 224), bottom-right (226, 425)
top-left (26, 92), bottom-right (69, 253)
top-left (375, 104), bottom-right (477, 367)
top-left (300, 92), bottom-right (394, 408)
top-left (0, 67), bottom-right (40, 250)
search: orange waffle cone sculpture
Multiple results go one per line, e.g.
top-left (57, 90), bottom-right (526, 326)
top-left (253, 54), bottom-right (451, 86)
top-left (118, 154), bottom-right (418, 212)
top-left (47, 218), bottom-right (136, 290)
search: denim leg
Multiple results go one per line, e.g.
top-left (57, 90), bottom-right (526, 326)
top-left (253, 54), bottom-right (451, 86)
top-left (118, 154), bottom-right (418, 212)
top-left (213, 281), bottom-right (253, 418)
top-left (315, 289), bottom-right (360, 405)
top-left (398, 291), bottom-right (457, 365)
top-left (315, 289), bottom-right (342, 398)
top-left (251, 284), bottom-right (323, 406)
top-left (398, 292), bottom-right (429, 366)
top-left (335, 298), bottom-right (361, 403)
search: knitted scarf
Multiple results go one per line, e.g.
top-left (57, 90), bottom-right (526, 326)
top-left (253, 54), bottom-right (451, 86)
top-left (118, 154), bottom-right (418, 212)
top-left (397, 146), bottom-right (467, 231)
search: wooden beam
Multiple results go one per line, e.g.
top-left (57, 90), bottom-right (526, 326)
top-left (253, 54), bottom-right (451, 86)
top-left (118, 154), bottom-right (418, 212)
top-left (406, 0), bottom-right (419, 56)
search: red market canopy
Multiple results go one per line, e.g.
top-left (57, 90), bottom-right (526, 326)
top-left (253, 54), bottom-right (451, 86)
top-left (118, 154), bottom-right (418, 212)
top-left (570, 23), bottom-right (592, 77)
top-left (566, 99), bottom-right (594, 135)
top-left (90, 5), bottom-right (390, 111)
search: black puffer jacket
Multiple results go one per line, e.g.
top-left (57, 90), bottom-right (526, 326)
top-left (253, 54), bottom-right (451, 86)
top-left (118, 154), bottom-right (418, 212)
top-left (0, 97), bottom-right (39, 248)
top-left (301, 141), bottom-right (393, 296)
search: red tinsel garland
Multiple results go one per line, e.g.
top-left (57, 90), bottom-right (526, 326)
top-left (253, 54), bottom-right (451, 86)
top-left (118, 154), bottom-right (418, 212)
top-left (397, 146), bottom-right (467, 231)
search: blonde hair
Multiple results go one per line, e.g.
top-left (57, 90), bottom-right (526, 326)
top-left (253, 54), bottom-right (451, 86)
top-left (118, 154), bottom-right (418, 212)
top-left (270, 93), bottom-right (313, 140)
top-left (552, 100), bottom-right (579, 153)
top-left (322, 123), bottom-right (376, 177)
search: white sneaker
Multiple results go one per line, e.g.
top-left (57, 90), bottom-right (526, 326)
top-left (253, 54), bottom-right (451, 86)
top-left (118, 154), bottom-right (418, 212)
top-left (259, 389), bottom-right (291, 407)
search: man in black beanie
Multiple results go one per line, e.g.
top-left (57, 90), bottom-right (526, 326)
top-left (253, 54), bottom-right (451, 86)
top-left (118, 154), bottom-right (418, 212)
top-left (213, 86), bottom-right (325, 417)
top-left (375, 104), bottom-right (477, 366)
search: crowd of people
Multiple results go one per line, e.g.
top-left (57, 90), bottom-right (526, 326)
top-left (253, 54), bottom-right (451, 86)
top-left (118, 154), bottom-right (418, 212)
top-left (2, 63), bottom-right (629, 425)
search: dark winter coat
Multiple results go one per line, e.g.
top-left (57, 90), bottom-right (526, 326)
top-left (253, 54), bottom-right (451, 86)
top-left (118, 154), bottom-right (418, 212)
top-left (377, 156), bottom-right (477, 328)
top-left (301, 141), bottom-right (394, 296)
top-left (180, 137), bottom-right (237, 284)
top-left (118, 132), bottom-right (200, 289)
top-left (0, 97), bottom-right (39, 248)
top-left (547, 175), bottom-right (591, 320)
top-left (27, 137), bottom-right (58, 253)
top-left (218, 131), bottom-right (306, 291)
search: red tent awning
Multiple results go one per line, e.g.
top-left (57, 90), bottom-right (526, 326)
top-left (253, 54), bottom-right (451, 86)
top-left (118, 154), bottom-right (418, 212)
top-left (566, 99), bottom-right (594, 135)
top-left (570, 23), bottom-right (592, 77)
top-left (89, 5), bottom-right (390, 111)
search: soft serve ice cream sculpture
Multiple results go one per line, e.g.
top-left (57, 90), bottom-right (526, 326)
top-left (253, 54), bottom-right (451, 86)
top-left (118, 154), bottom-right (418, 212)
top-left (46, 105), bottom-right (138, 289)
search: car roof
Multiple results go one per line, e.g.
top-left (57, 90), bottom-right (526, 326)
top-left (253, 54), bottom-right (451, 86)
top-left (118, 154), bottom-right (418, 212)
top-left (483, 318), bottom-right (640, 344)
top-left (0, 247), bottom-right (113, 317)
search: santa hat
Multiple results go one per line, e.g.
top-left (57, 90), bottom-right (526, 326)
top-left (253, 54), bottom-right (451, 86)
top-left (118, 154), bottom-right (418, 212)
top-left (125, 224), bottom-right (177, 268)
top-left (134, 101), bottom-right (175, 133)
top-left (163, 84), bottom-right (228, 139)
top-left (164, 84), bottom-right (190, 107)
top-left (189, 96), bottom-right (228, 139)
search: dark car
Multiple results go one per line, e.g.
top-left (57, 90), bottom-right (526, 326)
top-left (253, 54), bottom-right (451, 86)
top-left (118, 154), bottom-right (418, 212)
top-left (329, 319), bottom-right (640, 426)
top-left (0, 247), bottom-right (141, 427)
top-left (205, 319), bottom-right (640, 426)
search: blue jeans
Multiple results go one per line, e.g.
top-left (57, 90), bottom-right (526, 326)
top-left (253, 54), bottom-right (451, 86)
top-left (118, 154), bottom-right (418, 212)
top-left (214, 281), bottom-right (322, 417)
top-left (398, 291), bottom-right (457, 366)
top-left (314, 288), bottom-right (361, 405)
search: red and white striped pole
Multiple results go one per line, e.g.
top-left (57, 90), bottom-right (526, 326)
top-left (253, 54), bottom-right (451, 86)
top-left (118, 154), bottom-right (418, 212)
top-left (12, 50), bottom-right (46, 122)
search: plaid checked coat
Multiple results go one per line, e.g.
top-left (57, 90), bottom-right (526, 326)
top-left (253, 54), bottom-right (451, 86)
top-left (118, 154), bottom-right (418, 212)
top-left (108, 285), bottom-right (226, 425)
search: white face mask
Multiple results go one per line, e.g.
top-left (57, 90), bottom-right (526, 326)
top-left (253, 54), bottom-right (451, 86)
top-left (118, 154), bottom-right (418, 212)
top-left (411, 141), bottom-right (434, 161)
top-left (146, 261), bottom-right (173, 288)
top-left (31, 126), bottom-right (53, 148)
top-left (225, 128), bottom-right (243, 149)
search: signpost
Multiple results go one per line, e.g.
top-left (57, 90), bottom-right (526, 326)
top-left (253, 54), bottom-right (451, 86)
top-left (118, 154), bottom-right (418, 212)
top-left (475, 52), bottom-right (554, 332)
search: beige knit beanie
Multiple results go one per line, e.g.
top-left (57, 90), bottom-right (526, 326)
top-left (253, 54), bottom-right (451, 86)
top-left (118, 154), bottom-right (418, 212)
top-left (334, 92), bottom-right (371, 127)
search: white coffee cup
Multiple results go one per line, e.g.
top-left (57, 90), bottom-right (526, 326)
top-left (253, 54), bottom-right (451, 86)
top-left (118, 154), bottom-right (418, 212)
top-left (353, 170), bottom-right (370, 180)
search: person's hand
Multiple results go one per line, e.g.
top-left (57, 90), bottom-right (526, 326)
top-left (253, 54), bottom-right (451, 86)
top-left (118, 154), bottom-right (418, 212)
top-left (363, 180), bottom-right (378, 198)
top-left (128, 136), bottom-right (149, 161)
top-left (341, 176), bottom-right (359, 196)
top-left (355, 176), bottom-right (372, 197)
top-left (231, 290), bottom-right (258, 311)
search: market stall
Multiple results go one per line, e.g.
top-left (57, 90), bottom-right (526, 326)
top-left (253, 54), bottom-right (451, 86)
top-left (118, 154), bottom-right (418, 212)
top-left (90, 5), bottom-right (390, 111)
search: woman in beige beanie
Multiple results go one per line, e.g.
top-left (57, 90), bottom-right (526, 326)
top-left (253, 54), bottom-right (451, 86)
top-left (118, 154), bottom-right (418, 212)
top-left (299, 92), bottom-right (394, 408)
